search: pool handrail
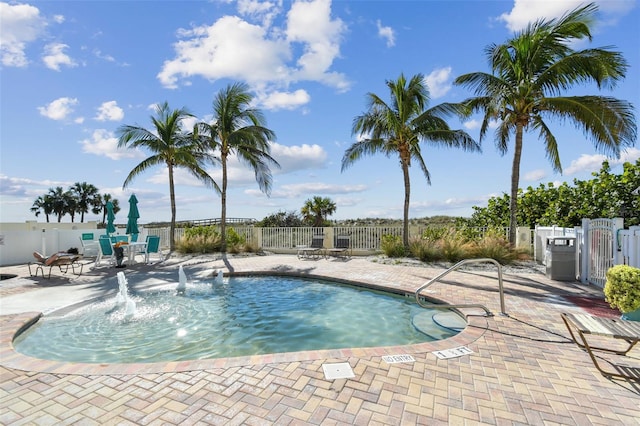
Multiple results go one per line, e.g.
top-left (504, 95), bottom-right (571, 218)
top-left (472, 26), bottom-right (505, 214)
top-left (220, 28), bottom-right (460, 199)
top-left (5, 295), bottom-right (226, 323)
top-left (415, 258), bottom-right (507, 317)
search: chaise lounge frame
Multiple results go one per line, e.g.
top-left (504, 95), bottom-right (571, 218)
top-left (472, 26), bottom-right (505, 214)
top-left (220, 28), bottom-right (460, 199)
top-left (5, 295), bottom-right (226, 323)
top-left (29, 253), bottom-right (84, 279)
top-left (561, 312), bottom-right (640, 380)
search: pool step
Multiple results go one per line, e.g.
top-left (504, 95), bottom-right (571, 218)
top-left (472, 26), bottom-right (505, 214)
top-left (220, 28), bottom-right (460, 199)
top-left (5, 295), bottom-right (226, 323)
top-left (412, 311), bottom-right (466, 340)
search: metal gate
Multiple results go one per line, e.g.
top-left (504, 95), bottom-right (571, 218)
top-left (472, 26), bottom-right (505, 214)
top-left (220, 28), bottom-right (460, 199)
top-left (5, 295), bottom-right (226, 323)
top-left (584, 218), bottom-right (623, 287)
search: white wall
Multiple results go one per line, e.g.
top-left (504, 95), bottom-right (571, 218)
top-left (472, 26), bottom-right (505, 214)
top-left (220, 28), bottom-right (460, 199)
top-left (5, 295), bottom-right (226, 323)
top-left (0, 222), bottom-right (121, 266)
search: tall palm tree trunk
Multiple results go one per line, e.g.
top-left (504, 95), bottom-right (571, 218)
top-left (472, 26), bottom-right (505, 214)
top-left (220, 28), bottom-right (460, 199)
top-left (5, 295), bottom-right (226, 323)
top-left (509, 124), bottom-right (525, 247)
top-left (402, 162), bottom-right (411, 250)
top-left (168, 164), bottom-right (177, 252)
top-left (220, 153), bottom-right (228, 252)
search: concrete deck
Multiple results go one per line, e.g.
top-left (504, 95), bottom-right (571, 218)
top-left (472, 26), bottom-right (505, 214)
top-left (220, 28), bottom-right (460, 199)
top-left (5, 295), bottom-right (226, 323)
top-left (1, 254), bottom-right (639, 425)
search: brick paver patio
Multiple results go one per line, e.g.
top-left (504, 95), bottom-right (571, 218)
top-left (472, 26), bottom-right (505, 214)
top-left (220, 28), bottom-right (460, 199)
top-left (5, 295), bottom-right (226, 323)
top-left (1, 255), bottom-right (638, 425)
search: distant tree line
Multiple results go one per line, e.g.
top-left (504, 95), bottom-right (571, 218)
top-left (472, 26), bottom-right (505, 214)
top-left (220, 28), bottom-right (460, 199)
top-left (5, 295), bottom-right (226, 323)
top-left (460, 159), bottom-right (640, 229)
top-left (30, 182), bottom-right (120, 224)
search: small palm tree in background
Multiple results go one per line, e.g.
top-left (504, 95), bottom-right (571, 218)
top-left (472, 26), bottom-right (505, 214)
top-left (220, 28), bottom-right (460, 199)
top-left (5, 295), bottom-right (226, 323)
top-left (96, 193), bottom-right (120, 227)
top-left (196, 82), bottom-right (279, 252)
top-left (301, 196), bottom-right (337, 227)
top-left (31, 194), bottom-right (54, 223)
top-left (47, 186), bottom-right (70, 223)
top-left (455, 3), bottom-right (636, 247)
top-left (342, 73), bottom-right (479, 250)
top-left (117, 102), bottom-right (219, 252)
top-left (71, 182), bottom-right (101, 223)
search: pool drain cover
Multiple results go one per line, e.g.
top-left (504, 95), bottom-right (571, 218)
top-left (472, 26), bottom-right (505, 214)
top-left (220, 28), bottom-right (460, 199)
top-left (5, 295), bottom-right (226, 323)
top-left (322, 362), bottom-right (355, 380)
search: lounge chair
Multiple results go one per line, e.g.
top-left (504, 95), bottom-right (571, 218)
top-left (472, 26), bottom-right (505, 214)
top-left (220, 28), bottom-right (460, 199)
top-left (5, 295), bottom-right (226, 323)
top-left (326, 235), bottom-right (351, 260)
top-left (297, 235), bottom-right (325, 260)
top-left (143, 235), bottom-right (163, 264)
top-left (95, 236), bottom-right (116, 267)
top-left (29, 251), bottom-right (84, 279)
top-left (561, 312), bottom-right (640, 380)
top-left (79, 232), bottom-right (99, 258)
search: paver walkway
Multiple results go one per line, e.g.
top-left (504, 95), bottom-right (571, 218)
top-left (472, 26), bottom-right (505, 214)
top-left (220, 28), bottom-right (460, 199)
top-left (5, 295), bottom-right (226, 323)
top-left (1, 255), bottom-right (639, 425)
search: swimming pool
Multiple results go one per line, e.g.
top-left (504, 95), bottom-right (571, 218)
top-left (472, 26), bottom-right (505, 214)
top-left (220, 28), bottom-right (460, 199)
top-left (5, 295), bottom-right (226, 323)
top-left (13, 275), bottom-right (463, 364)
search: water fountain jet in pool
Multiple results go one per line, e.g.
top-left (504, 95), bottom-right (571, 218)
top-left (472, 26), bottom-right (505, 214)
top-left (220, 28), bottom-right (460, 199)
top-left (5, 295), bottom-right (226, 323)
top-left (177, 265), bottom-right (187, 294)
top-left (213, 269), bottom-right (223, 284)
top-left (116, 271), bottom-right (137, 317)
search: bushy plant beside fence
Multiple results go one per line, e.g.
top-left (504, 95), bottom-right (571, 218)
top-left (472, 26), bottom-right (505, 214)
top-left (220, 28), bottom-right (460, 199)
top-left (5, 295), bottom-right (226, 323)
top-left (177, 225), bottom-right (254, 254)
top-left (384, 227), bottom-right (523, 264)
top-left (381, 234), bottom-right (406, 257)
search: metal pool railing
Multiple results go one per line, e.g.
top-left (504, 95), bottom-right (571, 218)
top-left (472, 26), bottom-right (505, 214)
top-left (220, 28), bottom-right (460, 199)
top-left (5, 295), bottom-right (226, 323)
top-left (414, 258), bottom-right (507, 317)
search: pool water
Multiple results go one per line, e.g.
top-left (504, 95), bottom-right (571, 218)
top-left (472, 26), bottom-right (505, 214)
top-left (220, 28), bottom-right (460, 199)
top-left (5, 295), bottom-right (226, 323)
top-left (14, 276), bottom-right (462, 364)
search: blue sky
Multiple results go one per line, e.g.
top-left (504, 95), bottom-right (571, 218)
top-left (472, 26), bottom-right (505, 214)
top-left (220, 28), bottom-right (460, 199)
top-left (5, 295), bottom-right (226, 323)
top-left (1, 0), bottom-right (638, 225)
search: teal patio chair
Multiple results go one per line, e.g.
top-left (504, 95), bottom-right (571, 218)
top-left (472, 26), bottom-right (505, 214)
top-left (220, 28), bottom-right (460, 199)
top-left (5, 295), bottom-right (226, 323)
top-left (95, 236), bottom-right (115, 267)
top-left (144, 235), bottom-right (163, 264)
top-left (79, 232), bottom-right (99, 257)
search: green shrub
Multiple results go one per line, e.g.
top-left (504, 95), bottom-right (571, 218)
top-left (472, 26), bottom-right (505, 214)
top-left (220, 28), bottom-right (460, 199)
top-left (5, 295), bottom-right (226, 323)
top-left (409, 238), bottom-right (443, 262)
top-left (421, 226), bottom-right (449, 242)
top-left (604, 265), bottom-right (640, 313)
top-left (225, 227), bottom-right (245, 253)
top-left (468, 235), bottom-right (517, 265)
top-left (381, 234), bottom-right (406, 257)
top-left (177, 225), bottom-right (252, 254)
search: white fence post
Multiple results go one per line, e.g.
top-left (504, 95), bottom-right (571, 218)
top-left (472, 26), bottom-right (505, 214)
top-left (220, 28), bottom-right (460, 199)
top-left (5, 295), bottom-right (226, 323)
top-left (612, 217), bottom-right (624, 266)
top-left (581, 218), bottom-right (589, 284)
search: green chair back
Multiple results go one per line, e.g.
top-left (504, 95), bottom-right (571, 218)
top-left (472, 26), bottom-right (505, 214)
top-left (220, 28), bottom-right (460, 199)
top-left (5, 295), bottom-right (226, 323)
top-left (146, 235), bottom-right (160, 253)
top-left (98, 237), bottom-right (113, 256)
top-left (81, 233), bottom-right (94, 241)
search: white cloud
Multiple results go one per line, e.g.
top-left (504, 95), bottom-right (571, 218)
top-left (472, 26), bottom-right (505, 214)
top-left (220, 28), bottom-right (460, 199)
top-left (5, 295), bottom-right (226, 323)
top-left (37, 97), bottom-right (78, 120)
top-left (564, 148), bottom-right (640, 175)
top-left (237, 0), bottom-right (281, 26)
top-left (80, 129), bottom-right (142, 160)
top-left (93, 49), bottom-right (115, 62)
top-left (376, 20), bottom-right (395, 47)
top-left (0, 2), bottom-right (46, 67)
top-left (158, 0), bottom-right (349, 101)
top-left (42, 42), bottom-right (76, 71)
top-left (463, 119), bottom-right (481, 130)
top-left (157, 15), bottom-right (290, 88)
top-left (424, 67), bottom-right (452, 99)
top-left (497, 0), bottom-right (635, 32)
top-left (286, 0), bottom-right (348, 90)
top-left (258, 89), bottom-right (310, 110)
top-left (95, 101), bottom-right (124, 121)
top-left (270, 142), bottom-right (327, 172)
top-left (463, 118), bottom-right (499, 130)
top-left (146, 167), bottom-right (214, 187)
top-left (0, 174), bottom-right (71, 198)
top-left (266, 182), bottom-right (368, 198)
top-left (523, 169), bottom-right (547, 182)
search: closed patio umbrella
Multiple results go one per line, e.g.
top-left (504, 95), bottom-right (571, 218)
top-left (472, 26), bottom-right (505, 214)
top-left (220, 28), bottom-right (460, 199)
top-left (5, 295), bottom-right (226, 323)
top-left (125, 194), bottom-right (140, 236)
top-left (106, 201), bottom-right (116, 235)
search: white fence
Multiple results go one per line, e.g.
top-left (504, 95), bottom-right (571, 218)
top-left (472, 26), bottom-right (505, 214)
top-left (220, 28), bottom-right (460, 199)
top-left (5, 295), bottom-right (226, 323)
top-left (3, 220), bottom-right (636, 283)
top-left (535, 219), bottom-right (639, 287)
top-left (0, 223), bottom-right (532, 266)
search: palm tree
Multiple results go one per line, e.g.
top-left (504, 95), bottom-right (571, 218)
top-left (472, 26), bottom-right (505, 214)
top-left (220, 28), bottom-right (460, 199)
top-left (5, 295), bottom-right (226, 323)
top-left (195, 82), bottom-right (279, 252)
top-left (342, 73), bottom-right (480, 250)
top-left (48, 186), bottom-right (69, 222)
top-left (96, 193), bottom-right (120, 226)
top-left (71, 182), bottom-right (101, 223)
top-left (31, 194), bottom-right (54, 222)
top-left (117, 102), bottom-right (219, 251)
top-left (301, 196), bottom-right (337, 227)
top-left (454, 3), bottom-right (636, 246)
